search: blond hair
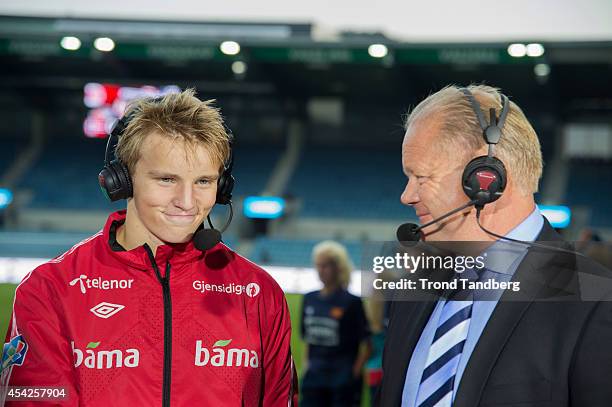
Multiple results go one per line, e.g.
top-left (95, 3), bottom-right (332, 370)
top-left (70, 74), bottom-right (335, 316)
top-left (116, 88), bottom-right (231, 174)
top-left (405, 84), bottom-right (543, 195)
top-left (312, 240), bottom-right (353, 289)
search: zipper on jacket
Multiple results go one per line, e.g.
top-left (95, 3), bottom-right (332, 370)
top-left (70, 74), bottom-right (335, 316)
top-left (144, 245), bottom-right (172, 407)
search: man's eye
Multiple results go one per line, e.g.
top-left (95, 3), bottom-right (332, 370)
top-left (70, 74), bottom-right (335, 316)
top-left (159, 178), bottom-right (174, 183)
top-left (197, 179), bottom-right (212, 185)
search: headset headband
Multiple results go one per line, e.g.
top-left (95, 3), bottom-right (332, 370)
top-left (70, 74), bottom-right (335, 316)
top-left (460, 88), bottom-right (509, 146)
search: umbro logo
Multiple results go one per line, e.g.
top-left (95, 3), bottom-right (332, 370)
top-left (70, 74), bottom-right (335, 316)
top-left (90, 302), bottom-right (125, 319)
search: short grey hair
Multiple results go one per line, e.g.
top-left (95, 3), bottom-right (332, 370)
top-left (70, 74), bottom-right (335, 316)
top-left (404, 84), bottom-right (543, 195)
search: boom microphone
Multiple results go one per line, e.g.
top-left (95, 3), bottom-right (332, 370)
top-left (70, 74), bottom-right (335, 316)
top-left (193, 227), bottom-right (222, 251)
top-left (396, 201), bottom-right (588, 259)
top-left (396, 223), bottom-right (423, 243)
top-left (397, 199), bottom-right (478, 244)
top-left (193, 203), bottom-right (234, 251)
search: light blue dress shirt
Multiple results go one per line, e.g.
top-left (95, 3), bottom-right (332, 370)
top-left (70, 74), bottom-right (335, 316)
top-left (401, 207), bottom-right (544, 406)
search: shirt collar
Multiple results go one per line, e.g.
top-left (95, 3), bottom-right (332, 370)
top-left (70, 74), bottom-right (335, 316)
top-left (482, 206), bottom-right (544, 276)
top-left (505, 205), bottom-right (544, 242)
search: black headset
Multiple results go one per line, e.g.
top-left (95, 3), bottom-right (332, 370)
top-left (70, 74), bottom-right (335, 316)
top-left (460, 88), bottom-right (509, 210)
top-left (98, 98), bottom-right (235, 206)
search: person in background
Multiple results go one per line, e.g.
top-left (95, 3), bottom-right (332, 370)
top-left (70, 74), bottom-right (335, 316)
top-left (301, 240), bottom-right (372, 407)
top-left (364, 297), bottom-right (387, 403)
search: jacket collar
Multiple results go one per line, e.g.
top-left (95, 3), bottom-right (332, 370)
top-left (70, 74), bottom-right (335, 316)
top-left (453, 217), bottom-right (578, 407)
top-left (101, 210), bottom-right (206, 270)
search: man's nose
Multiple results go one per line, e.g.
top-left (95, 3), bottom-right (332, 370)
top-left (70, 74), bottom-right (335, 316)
top-left (400, 178), bottom-right (419, 206)
top-left (174, 183), bottom-right (196, 211)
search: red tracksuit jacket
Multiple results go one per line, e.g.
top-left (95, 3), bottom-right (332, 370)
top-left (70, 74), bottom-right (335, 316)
top-left (1, 211), bottom-right (297, 406)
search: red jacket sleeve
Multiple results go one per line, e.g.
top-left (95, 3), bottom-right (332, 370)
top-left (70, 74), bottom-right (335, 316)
top-left (1, 270), bottom-right (79, 406)
top-left (261, 291), bottom-right (298, 407)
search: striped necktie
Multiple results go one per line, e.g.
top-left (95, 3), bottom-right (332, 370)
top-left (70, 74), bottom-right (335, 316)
top-left (415, 274), bottom-right (476, 407)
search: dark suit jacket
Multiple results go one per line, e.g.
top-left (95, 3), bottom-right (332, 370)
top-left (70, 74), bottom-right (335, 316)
top-left (376, 219), bottom-right (612, 407)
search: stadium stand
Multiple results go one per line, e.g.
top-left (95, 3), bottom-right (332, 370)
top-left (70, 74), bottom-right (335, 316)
top-left (288, 146), bottom-right (407, 219)
top-left (0, 230), bottom-right (92, 258)
top-left (565, 160), bottom-right (612, 227)
top-left (250, 236), bottom-right (363, 267)
top-left (18, 137), bottom-right (120, 210)
top-left (231, 144), bottom-right (282, 197)
top-left (0, 137), bottom-right (22, 175)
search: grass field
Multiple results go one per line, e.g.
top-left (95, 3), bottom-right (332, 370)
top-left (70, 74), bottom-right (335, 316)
top-left (0, 285), bottom-right (370, 404)
top-left (0, 284), bottom-right (14, 338)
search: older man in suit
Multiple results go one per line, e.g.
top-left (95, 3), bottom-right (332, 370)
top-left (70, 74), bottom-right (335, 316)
top-left (376, 84), bottom-right (612, 407)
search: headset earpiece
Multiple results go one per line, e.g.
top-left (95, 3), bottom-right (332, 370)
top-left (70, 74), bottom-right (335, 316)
top-left (462, 156), bottom-right (507, 208)
top-left (98, 114), bottom-right (134, 202)
top-left (460, 88), bottom-right (510, 209)
top-left (215, 136), bottom-right (235, 205)
top-left (216, 170), bottom-right (234, 205)
top-left (98, 160), bottom-right (133, 202)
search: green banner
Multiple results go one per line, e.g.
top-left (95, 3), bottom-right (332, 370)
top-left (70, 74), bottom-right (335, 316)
top-left (0, 38), bottom-right (538, 65)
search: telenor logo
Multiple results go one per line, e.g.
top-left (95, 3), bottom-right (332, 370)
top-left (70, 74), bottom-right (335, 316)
top-left (90, 302), bottom-right (125, 319)
top-left (72, 341), bottom-right (139, 369)
top-left (69, 275), bottom-right (134, 294)
top-left (194, 339), bottom-right (259, 368)
top-left (192, 281), bottom-right (260, 298)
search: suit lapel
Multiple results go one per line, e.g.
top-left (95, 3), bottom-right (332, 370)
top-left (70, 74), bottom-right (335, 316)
top-left (453, 219), bottom-right (570, 407)
top-left (452, 298), bottom-right (535, 407)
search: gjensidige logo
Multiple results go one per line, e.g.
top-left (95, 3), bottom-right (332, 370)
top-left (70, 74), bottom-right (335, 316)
top-left (72, 341), bottom-right (139, 369)
top-left (69, 274), bottom-right (134, 294)
top-left (245, 283), bottom-right (260, 298)
top-left (194, 339), bottom-right (259, 368)
top-left (192, 281), bottom-right (260, 298)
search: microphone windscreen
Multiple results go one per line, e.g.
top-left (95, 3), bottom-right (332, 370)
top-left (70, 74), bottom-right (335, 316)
top-left (193, 228), bottom-right (222, 251)
top-left (396, 223), bottom-right (423, 246)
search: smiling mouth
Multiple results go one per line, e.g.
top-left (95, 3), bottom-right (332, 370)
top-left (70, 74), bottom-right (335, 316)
top-left (163, 213), bottom-right (197, 225)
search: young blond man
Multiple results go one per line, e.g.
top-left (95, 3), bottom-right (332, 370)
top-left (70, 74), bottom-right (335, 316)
top-left (1, 90), bottom-right (297, 406)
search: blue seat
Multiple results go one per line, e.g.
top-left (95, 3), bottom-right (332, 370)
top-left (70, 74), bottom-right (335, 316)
top-left (288, 147), bottom-right (408, 219)
top-left (250, 237), bottom-right (362, 268)
top-left (565, 160), bottom-right (612, 227)
top-left (0, 138), bottom-right (22, 175)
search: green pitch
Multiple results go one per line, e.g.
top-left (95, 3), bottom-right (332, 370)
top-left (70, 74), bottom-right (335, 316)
top-left (0, 284), bottom-right (15, 337)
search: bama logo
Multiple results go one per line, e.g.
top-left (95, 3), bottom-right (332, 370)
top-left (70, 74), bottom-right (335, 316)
top-left (195, 339), bottom-right (259, 368)
top-left (72, 341), bottom-right (139, 369)
top-left (193, 281), bottom-right (260, 298)
top-left (69, 274), bottom-right (134, 294)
